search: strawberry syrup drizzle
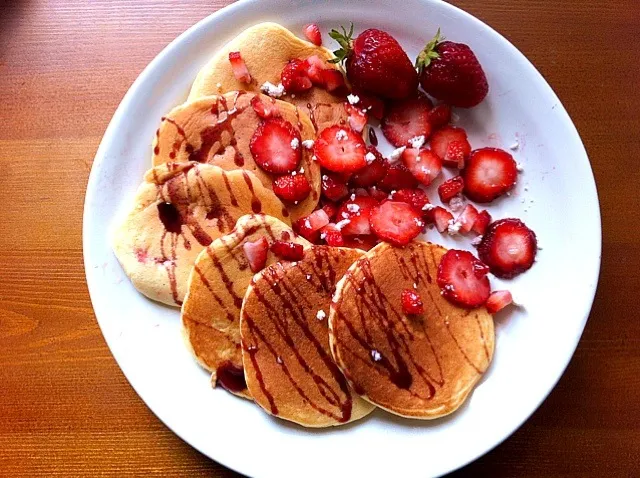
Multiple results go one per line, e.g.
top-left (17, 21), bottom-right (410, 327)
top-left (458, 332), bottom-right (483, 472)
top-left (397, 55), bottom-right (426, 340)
top-left (242, 256), bottom-right (353, 422)
top-left (241, 171), bottom-right (263, 214)
top-left (333, 246), bottom-right (459, 400)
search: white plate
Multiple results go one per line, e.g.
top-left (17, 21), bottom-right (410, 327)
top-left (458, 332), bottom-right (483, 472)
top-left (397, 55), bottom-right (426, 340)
top-left (83, 0), bottom-right (601, 476)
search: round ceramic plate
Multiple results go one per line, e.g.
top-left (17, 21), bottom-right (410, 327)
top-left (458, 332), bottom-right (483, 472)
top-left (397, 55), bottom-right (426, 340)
top-left (83, 0), bottom-right (601, 476)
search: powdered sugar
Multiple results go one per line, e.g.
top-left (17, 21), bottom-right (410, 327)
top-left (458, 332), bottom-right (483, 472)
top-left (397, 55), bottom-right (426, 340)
top-left (260, 81), bottom-right (285, 98)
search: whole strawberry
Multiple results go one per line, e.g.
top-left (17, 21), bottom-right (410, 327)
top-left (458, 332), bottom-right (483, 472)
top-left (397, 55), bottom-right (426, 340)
top-left (416, 29), bottom-right (488, 108)
top-left (329, 24), bottom-right (418, 99)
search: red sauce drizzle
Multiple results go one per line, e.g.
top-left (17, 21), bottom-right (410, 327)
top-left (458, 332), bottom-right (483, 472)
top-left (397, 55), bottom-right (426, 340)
top-left (216, 361), bottom-right (247, 393)
top-left (242, 171), bottom-right (262, 213)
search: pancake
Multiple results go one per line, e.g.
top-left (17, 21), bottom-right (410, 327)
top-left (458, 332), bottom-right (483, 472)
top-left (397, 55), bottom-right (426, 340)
top-left (188, 22), bottom-right (348, 133)
top-left (329, 241), bottom-right (494, 419)
top-left (240, 246), bottom-right (375, 427)
top-left (112, 162), bottom-right (288, 307)
top-left (181, 214), bottom-right (311, 398)
top-left (152, 91), bottom-right (321, 221)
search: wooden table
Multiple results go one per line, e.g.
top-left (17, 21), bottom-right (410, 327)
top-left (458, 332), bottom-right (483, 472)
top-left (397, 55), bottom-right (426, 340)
top-left (1, 0), bottom-right (638, 476)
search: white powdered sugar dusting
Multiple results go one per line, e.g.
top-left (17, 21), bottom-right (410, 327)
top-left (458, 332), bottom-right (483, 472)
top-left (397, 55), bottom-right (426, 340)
top-left (347, 94), bottom-right (360, 105)
top-left (335, 129), bottom-right (348, 141)
top-left (302, 139), bottom-right (315, 149)
top-left (260, 81), bottom-right (285, 98)
top-left (408, 135), bottom-right (425, 149)
top-left (290, 137), bottom-right (299, 150)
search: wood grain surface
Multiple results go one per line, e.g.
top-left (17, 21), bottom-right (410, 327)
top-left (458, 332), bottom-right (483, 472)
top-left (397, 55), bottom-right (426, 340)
top-left (1, 0), bottom-right (638, 476)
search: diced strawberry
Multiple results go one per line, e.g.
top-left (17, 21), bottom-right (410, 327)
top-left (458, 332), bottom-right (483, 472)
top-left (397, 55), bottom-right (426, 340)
top-left (401, 148), bottom-right (442, 186)
top-left (293, 209), bottom-right (330, 243)
top-left (243, 236), bottom-right (268, 272)
top-left (322, 69), bottom-right (348, 95)
top-left (320, 223), bottom-right (345, 246)
top-left (401, 289), bottom-right (424, 314)
top-left (228, 51), bottom-right (251, 83)
top-left (463, 148), bottom-right (518, 202)
top-left (272, 174), bottom-right (311, 203)
top-left (336, 195), bottom-right (379, 236)
top-left (377, 164), bottom-right (419, 192)
top-left (321, 201), bottom-right (339, 221)
top-left (270, 240), bottom-right (304, 261)
top-left (305, 55), bottom-right (326, 84)
top-left (350, 146), bottom-right (388, 187)
top-left (428, 104), bottom-right (452, 130)
top-left (281, 58), bottom-right (313, 93)
top-left (250, 118), bottom-right (301, 174)
top-left (485, 290), bottom-right (513, 314)
top-left (313, 126), bottom-right (367, 173)
top-left (351, 88), bottom-right (385, 120)
top-left (429, 206), bottom-right (453, 233)
top-left (370, 200), bottom-right (424, 247)
top-left (478, 218), bottom-right (537, 278)
top-left (456, 204), bottom-right (479, 234)
top-left (438, 176), bottom-right (465, 203)
top-left (345, 103), bottom-right (368, 133)
top-left (342, 234), bottom-right (379, 251)
top-left (367, 186), bottom-right (388, 201)
top-left (321, 173), bottom-right (350, 202)
top-left (381, 92), bottom-right (433, 147)
top-left (437, 250), bottom-right (491, 308)
top-left (353, 187), bottom-right (369, 196)
top-left (430, 126), bottom-right (471, 169)
top-left (391, 188), bottom-right (430, 215)
top-left (472, 209), bottom-right (492, 235)
top-left (303, 23), bottom-right (322, 46)
top-left (250, 96), bottom-right (280, 119)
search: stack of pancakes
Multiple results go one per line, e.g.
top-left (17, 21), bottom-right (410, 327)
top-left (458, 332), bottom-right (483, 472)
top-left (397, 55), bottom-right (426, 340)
top-left (112, 23), bottom-right (495, 428)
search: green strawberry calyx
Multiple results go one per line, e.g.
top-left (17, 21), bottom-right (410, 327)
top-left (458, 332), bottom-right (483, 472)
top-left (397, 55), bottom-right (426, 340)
top-left (328, 23), bottom-right (354, 65)
top-left (416, 28), bottom-right (443, 73)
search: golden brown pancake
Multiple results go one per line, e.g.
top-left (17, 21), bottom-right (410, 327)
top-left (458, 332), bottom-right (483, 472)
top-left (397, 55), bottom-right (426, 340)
top-left (329, 241), bottom-right (494, 419)
top-left (240, 246), bottom-right (375, 427)
top-left (112, 162), bottom-right (288, 307)
top-left (187, 22), bottom-right (348, 133)
top-left (181, 214), bottom-right (311, 398)
top-left (152, 91), bottom-right (320, 221)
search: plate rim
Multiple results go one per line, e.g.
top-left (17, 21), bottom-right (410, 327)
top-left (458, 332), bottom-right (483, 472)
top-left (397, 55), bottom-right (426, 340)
top-left (82, 0), bottom-right (603, 476)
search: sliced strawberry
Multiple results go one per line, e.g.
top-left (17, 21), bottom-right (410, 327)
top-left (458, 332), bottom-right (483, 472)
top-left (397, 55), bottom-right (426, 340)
top-left (336, 195), bottom-right (379, 236)
top-left (351, 146), bottom-right (388, 187)
top-left (342, 234), bottom-right (379, 251)
top-left (438, 175), bottom-right (465, 203)
top-left (321, 173), bottom-right (350, 202)
top-left (321, 201), bottom-right (339, 221)
top-left (377, 163), bottom-right (419, 192)
top-left (250, 96), bottom-right (280, 119)
top-left (401, 147), bottom-right (442, 186)
top-left (281, 58), bottom-right (313, 93)
top-left (428, 104), bottom-right (452, 130)
top-left (270, 240), bottom-right (304, 261)
top-left (478, 218), bottom-right (537, 278)
top-left (381, 92), bottom-right (433, 147)
top-left (456, 204), bottom-right (479, 234)
top-left (367, 186), bottom-right (389, 201)
top-left (437, 250), bottom-right (491, 308)
top-left (351, 88), bottom-right (385, 120)
top-left (430, 126), bottom-right (471, 169)
top-left (272, 174), bottom-right (311, 203)
top-left (391, 188), bottom-right (430, 216)
top-left (370, 200), bottom-right (424, 247)
top-left (485, 290), bottom-right (513, 314)
top-left (353, 187), bottom-right (369, 197)
top-left (322, 69), bottom-right (348, 95)
top-left (250, 118), bottom-right (301, 174)
top-left (472, 209), bottom-right (492, 235)
top-left (243, 236), bottom-right (268, 272)
top-left (293, 209), bottom-right (331, 243)
top-left (345, 103), bottom-right (368, 133)
top-left (429, 206), bottom-right (454, 233)
top-left (313, 126), bottom-right (367, 173)
top-left (320, 223), bottom-right (345, 246)
top-left (303, 23), bottom-right (322, 46)
top-left (463, 148), bottom-right (517, 202)
top-left (229, 51), bottom-right (251, 83)
top-left (401, 289), bottom-right (424, 314)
